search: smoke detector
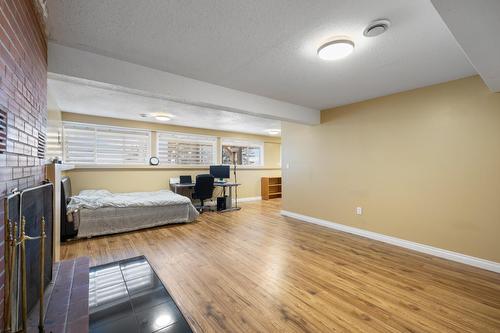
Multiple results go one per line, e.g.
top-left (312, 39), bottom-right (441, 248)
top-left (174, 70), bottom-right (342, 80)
top-left (364, 19), bottom-right (391, 37)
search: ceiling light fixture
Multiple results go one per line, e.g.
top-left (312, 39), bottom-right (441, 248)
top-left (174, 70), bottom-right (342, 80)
top-left (265, 129), bottom-right (281, 135)
top-left (317, 39), bottom-right (355, 60)
top-left (140, 113), bottom-right (175, 121)
top-left (155, 116), bottom-right (171, 121)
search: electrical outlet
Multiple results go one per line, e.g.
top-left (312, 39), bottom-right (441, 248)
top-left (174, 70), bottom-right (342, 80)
top-left (356, 207), bottom-right (363, 215)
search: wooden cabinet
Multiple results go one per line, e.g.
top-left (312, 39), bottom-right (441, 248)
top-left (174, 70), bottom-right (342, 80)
top-left (261, 177), bottom-right (282, 200)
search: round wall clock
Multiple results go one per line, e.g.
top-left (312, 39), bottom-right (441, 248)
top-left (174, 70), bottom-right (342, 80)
top-left (149, 156), bottom-right (160, 166)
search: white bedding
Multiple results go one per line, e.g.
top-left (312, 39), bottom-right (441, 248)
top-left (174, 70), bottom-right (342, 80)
top-left (68, 189), bottom-right (192, 211)
top-left (68, 190), bottom-right (199, 238)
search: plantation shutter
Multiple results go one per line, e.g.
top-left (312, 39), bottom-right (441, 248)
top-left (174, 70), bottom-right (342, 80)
top-left (63, 122), bottom-right (150, 164)
top-left (157, 132), bottom-right (216, 165)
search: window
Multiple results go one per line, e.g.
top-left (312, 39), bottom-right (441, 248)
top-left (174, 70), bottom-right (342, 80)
top-left (157, 131), bottom-right (216, 165)
top-left (45, 124), bottom-right (62, 161)
top-left (62, 122), bottom-right (150, 164)
top-left (221, 139), bottom-right (264, 166)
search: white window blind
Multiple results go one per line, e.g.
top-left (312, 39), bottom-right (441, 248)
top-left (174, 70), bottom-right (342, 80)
top-left (46, 121), bottom-right (62, 161)
top-left (221, 139), bottom-right (264, 166)
top-left (157, 132), bottom-right (216, 165)
top-left (63, 122), bottom-right (150, 164)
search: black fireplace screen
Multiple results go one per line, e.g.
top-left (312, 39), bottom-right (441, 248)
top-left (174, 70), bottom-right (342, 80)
top-left (20, 183), bottom-right (54, 314)
top-left (5, 182), bottom-right (54, 330)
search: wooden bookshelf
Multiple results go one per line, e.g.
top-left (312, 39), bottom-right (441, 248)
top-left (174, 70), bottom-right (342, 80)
top-left (261, 177), bottom-right (282, 200)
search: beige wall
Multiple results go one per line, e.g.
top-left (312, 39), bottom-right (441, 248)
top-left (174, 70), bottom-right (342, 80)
top-left (60, 113), bottom-right (281, 198)
top-left (65, 168), bottom-right (281, 199)
top-left (282, 76), bottom-right (500, 262)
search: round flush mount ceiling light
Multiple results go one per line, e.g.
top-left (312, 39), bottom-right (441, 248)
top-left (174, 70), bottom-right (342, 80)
top-left (155, 116), bottom-right (170, 121)
top-left (317, 39), bottom-right (355, 61)
top-left (265, 129), bottom-right (281, 135)
top-left (364, 19), bottom-right (391, 37)
top-left (140, 113), bottom-right (174, 121)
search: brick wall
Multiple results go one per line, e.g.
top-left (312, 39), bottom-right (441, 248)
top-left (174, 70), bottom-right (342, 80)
top-left (0, 0), bottom-right (47, 327)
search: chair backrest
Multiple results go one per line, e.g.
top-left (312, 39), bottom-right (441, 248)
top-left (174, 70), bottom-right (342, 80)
top-left (194, 174), bottom-right (214, 199)
top-left (61, 176), bottom-right (78, 240)
top-left (61, 176), bottom-right (72, 204)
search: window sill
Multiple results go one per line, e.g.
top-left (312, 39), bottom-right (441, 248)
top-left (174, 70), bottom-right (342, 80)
top-left (69, 164), bottom-right (281, 171)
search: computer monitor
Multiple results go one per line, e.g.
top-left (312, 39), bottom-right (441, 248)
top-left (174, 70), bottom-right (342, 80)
top-left (210, 165), bottom-right (230, 181)
top-left (179, 175), bottom-right (192, 184)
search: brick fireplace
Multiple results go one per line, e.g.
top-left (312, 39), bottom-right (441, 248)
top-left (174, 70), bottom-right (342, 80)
top-left (0, 0), bottom-right (48, 328)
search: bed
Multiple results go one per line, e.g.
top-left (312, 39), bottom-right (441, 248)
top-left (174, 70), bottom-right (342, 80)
top-left (66, 187), bottom-right (199, 239)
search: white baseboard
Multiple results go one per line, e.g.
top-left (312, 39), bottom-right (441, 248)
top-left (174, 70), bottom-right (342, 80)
top-left (235, 196), bottom-right (261, 203)
top-left (281, 210), bottom-right (500, 273)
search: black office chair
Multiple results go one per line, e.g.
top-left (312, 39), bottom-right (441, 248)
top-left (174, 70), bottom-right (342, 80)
top-left (192, 174), bottom-right (214, 213)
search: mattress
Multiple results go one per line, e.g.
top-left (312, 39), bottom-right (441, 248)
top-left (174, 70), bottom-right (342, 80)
top-left (77, 204), bottom-right (198, 238)
top-left (68, 190), bottom-right (199, 238)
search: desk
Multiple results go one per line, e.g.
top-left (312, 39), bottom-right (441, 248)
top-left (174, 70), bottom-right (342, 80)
top-left (171, 182), bottom-right (241, 212)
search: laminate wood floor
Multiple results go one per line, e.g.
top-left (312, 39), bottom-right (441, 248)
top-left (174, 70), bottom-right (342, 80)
top-left (61, 200), bottom-right (500, 333)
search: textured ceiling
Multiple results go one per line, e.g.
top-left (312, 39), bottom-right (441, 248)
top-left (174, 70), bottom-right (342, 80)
top-left (431, 0), bottom-right (500, 92)
top-left (48, 77), bottom-right (281, 136)
top-left (47, 0), bottom-right (476, 110)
